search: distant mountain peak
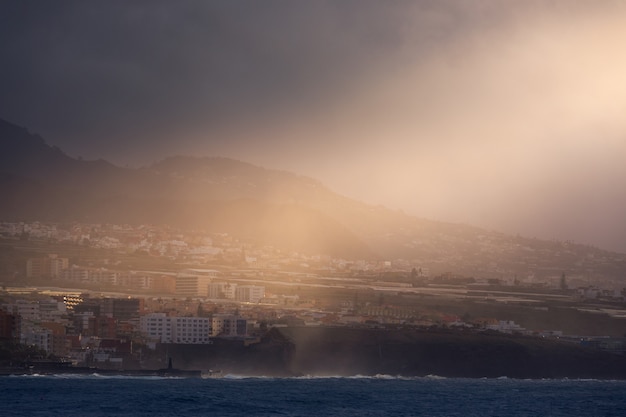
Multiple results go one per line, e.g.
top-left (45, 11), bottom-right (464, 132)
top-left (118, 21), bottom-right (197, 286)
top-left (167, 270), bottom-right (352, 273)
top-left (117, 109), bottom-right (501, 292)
top-left (0, 118), bottom-right (74, 174)
top-left (148, 155), bottom-right (324, 188)
top-left (0, 118), bottom-right (48, 149)
top-left (149, 155), bottom-right (266, 174)
top-left (2, 117), bottom-right (625, 271)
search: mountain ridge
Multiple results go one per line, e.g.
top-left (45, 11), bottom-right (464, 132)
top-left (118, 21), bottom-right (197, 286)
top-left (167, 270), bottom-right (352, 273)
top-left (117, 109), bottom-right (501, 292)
top-left (0, 118), bottom-right (375, 258)
top-left (1, 118), bottom-right (625, 283)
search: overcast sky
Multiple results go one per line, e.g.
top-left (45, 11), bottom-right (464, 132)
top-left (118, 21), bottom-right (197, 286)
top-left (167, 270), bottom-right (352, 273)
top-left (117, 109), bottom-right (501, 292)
top-left (2, 0), bottom-right (626, 252)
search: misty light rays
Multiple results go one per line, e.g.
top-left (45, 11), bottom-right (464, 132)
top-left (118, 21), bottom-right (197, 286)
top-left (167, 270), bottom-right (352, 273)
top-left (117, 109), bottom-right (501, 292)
top-left (1, 1), bottom-right (626, 251)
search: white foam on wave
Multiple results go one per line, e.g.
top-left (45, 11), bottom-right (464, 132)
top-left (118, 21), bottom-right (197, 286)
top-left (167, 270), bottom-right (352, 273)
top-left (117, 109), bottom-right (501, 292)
top-left (214, 374), bottom-right (434, 381)
top-left (87, 373), bottom-right (182, 380)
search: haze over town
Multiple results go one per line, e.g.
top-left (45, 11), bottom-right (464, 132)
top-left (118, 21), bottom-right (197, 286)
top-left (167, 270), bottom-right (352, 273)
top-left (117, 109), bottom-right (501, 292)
top-left (5, 2), bottom-right (626, 387)
top-left (2, 0), bottom-right (626, 253)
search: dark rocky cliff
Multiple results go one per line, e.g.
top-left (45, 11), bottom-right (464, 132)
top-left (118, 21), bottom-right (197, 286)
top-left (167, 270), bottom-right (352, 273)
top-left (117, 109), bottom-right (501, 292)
top-left (145, 326), bottom-right (626, 379)
top-left (146, 328), bottom-right (295, 376)
top-left (280, 326), bottom-right (626, 379)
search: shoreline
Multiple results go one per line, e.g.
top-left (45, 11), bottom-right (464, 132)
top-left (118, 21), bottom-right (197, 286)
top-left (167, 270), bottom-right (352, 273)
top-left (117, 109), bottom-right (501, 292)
top-left (0, 361), bottom-right (220, 378)
top-left (4, 371), bottom-right (626, 382)
top-left (280, 326), bottom-right (626, 380)
top-left (5, 326), bottom-right (626, 380)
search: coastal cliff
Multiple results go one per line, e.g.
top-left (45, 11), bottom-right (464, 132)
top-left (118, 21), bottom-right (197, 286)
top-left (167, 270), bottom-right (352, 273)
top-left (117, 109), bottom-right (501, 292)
top-left (7, 326), bottom-right (626, 379)
top-left (154, 326), bottom-right (626, 379)
top-left (148, 328), bottom-right (295, 377)
top-left (279, 326), bottom-right (626, 379)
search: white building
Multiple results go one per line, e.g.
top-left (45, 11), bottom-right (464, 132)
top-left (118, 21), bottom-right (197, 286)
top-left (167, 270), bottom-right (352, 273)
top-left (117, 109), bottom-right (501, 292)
top-left (26, 254), bottom-right (68, 278)
top-left (175, 274), bottom-right (214, 297)
top-left (91, 269), bottom-right (119, 286)
top-left (38, 299), bottom-right (67, 321)
top-left (21, 327), bottom-right (53, 353)
top-left (211, 314), bottom-right (247, 337)
top-left (49, 255), bottom-right (69, 278)
top-left (2, 300), bottom-right (39, 322)
top-left (140, 313), bottom-right (212, 344)
top-left (207, 282), bottom-right (237, 299)
top-left (235, 285), bottom-right (265, 303)
top-left (175, 270), bottom-right (220, 297)
top-left (62, 266), bottom-right (90, 283)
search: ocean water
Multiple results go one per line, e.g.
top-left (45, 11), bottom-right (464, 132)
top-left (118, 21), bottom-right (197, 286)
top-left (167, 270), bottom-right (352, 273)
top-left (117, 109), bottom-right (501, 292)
top-left (2, 374), bottom-right (626, 416)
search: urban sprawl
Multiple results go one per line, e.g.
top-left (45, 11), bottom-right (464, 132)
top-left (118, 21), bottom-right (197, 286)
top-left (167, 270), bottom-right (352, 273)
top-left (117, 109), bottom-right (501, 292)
top-left (2, 221), bottom-right (626, 368)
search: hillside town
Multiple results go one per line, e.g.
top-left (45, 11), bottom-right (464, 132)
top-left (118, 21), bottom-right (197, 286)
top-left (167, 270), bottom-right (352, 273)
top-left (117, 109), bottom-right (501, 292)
top-left (2, 221), bottom-right (626, 371)
top-left (3, 220), bottom-right (626, 289)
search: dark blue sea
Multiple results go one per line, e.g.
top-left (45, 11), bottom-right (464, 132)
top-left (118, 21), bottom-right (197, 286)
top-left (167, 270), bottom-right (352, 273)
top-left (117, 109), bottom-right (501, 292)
top-left (3, 374), bottom-right (626, 416)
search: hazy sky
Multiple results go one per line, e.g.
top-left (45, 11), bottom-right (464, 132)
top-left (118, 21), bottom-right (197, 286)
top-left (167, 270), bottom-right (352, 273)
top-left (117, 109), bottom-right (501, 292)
top-left (2, 1), bottom-right (626, 252)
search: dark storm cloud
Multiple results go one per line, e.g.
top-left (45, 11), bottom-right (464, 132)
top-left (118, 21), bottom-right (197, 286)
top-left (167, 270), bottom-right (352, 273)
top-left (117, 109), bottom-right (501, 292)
top-left (0, 0), bottom-right (526, 158)
top-left (0, 0), bottom-right (439, 152)
top-left (3, 1), bottom-right (626, 252)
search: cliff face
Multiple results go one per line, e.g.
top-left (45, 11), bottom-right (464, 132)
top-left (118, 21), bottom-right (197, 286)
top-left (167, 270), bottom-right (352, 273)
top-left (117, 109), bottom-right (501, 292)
top-left (148, 328), bottom-right (295, 376)
top-left (278, 326), bottom-right (626, 379)
top-left (143, 326), bottom-right (626, 379)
